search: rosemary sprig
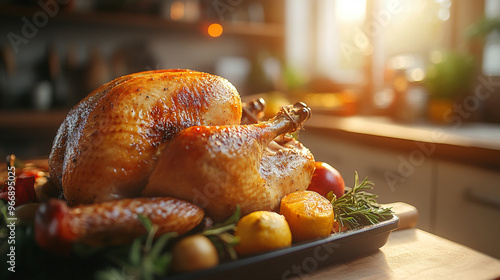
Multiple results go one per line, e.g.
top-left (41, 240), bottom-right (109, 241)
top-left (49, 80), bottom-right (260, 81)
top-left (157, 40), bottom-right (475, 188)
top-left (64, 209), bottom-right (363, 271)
top-left (202, 205), bottom-right (241, 262)
top-left (327, 172), bottom-right (393, 231)
top-left (94, 214), bottom-right (178, 280)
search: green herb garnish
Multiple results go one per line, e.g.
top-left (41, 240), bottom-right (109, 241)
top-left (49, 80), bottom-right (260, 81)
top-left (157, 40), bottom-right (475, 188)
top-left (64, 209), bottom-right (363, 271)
top-left (202, 205), bottom-right (241, 262)
top-left (328, 172), bottom-right (393, 231)
top-left (94, 214), bottom-right (178, 280)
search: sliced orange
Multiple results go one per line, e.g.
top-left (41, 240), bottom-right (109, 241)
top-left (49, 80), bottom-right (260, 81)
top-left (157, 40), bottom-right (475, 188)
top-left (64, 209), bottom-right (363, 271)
top-left (234, 211), bottom-right (292, 256)
top-left (280, 190), bottom-right (335, 242)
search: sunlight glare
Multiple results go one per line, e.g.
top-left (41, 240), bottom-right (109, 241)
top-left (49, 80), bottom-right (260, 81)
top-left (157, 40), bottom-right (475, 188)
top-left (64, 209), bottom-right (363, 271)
top-left (335, 0), bottom-right (366, 23)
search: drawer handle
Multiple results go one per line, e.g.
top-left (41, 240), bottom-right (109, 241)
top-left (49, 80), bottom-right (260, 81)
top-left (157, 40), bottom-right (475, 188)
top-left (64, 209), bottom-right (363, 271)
top-left (465, 188), bottom-right (500, 210)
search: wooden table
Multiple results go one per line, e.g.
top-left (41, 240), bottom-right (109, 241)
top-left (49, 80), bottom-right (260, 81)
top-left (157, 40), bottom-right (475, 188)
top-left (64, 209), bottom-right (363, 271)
top-left (305, 228), bottom-right (500, 280)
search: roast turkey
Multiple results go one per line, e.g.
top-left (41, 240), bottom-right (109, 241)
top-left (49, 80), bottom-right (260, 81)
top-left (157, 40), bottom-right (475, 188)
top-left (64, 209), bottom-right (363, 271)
top-left (46, 68), bottom-right (315, 225)
top-left (49, 69), bottom-right (241, 205)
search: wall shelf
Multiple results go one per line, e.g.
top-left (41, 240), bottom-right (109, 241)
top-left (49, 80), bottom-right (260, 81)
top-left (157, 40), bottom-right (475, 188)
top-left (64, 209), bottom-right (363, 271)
top-left (0, 3), bottom-right (284, 39)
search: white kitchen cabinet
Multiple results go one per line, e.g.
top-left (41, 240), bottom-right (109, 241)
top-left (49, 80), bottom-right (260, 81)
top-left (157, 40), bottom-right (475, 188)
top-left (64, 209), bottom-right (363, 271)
top-left (435, 160), bottom-right (500, 259)
top-left (299, 130), bottom-right (435, 231)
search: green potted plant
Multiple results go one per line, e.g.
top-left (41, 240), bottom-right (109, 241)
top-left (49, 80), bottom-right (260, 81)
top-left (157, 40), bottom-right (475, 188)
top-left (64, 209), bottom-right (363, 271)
top-left (425, 51), bottom-right (475, 123)
top-left (466, 16), bottom-right (500, 123)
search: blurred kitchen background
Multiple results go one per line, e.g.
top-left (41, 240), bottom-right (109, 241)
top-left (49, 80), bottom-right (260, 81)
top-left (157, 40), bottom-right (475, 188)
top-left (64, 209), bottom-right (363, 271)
top-left (1, 0), bottom-right (499, 259)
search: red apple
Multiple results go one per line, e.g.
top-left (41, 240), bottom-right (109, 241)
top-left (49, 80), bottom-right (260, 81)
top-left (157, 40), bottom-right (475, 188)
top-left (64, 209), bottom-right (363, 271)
top-left (307, 162), bottom-right (345, 199)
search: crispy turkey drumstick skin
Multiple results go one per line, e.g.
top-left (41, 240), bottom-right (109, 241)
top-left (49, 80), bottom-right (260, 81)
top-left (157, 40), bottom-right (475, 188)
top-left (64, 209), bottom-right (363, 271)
top-left (49, 69), bottom-right (242, 205)
top-left (142, 102), bottom-right (315, 222)
top-left (35, 197), bottom-right (204, 254)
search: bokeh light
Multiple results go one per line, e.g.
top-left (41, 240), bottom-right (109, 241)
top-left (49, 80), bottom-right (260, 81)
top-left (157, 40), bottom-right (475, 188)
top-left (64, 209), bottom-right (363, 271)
top-left (170, 1), bottom-right (185, 21)
top-left (208, 23), bottom-right (223, 38)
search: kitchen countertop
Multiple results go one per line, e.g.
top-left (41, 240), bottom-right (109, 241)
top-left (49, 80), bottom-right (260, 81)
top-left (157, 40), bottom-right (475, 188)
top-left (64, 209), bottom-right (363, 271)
top-left (304, 114), bottom-right (500, 169)
top-left (305, 228), bottom-right (500, 280)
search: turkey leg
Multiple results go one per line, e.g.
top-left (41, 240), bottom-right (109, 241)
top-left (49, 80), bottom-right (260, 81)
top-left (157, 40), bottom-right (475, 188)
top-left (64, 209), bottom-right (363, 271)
top-left (143, 102), bottom-right (315, 222)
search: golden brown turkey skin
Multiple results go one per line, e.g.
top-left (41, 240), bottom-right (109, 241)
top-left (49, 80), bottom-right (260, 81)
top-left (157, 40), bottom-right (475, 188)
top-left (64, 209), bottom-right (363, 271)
top-left (142, 103), bottom-right (315, 222)
top-left (35, 197), bottom-right (204, 254)
top-left (49, 69), bottom-right (242, 205)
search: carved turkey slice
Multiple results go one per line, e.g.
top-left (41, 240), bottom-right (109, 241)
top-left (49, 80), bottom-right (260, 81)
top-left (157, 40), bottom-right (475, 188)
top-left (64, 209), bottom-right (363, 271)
top-left (49, 69), bottom-right (242, 205)
top-left (142, 103), bottom-right (315, 222)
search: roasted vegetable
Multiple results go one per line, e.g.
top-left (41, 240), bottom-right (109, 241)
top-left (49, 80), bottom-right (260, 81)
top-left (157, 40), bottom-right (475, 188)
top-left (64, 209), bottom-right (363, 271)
top-left (280, 190), bottom-right (335, 242)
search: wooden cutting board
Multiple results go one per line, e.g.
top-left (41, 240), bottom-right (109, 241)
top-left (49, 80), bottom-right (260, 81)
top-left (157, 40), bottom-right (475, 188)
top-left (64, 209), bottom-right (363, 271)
top-left (382, 202), bottom-right (419, 230)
